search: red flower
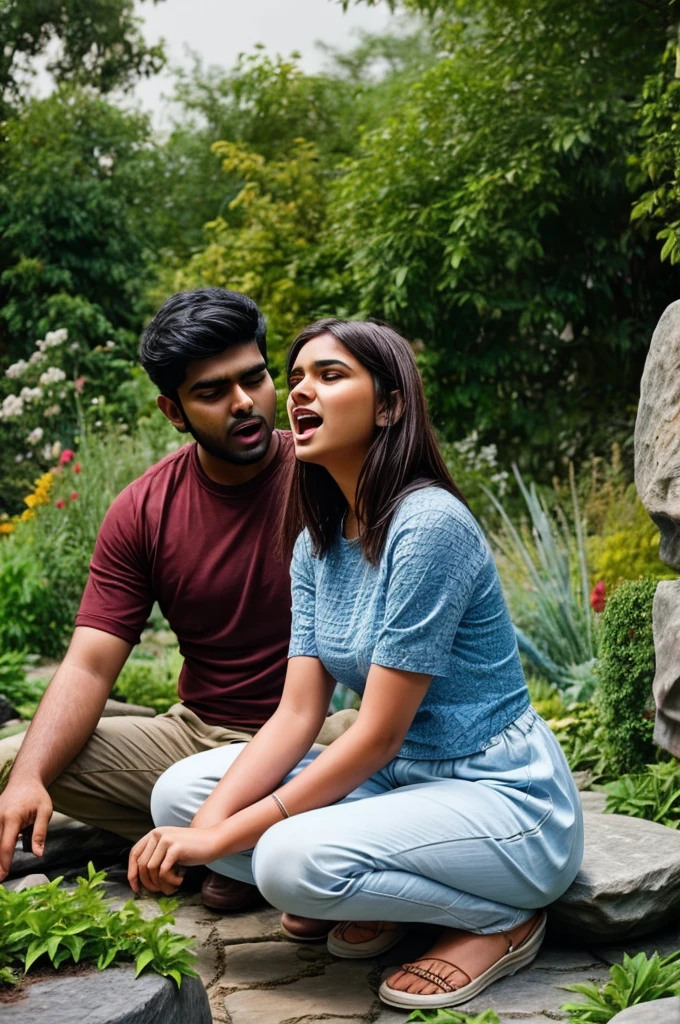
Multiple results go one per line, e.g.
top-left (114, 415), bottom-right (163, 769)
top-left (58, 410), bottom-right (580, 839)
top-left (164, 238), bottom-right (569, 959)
top-left (59, 449), bottom-right (75, 465)
top-left (75, 376), bottom-right (86, 394)
top-left (73, 463), bottom-right (81, 473)
top-left (55, 499), bottom-right (66, 509)
top-left (590, 581), bottom-right (607, 614)
top-left (70, 492), bottom-right (79, 500)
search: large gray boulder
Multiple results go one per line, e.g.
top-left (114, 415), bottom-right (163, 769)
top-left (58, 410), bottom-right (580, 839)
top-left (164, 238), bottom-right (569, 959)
top-left (552, 812), bottom-right (680, 941)
top-left (635, 299), bottom-right (680, 571)
top-left (652, 580), bottom-right (680, 757)
top-left (0, 965), bottom-right (210, 1023)
top-left (610, 998), bottom-right (680, 1023)
top-left (6, 813), bottom-right (128, 881)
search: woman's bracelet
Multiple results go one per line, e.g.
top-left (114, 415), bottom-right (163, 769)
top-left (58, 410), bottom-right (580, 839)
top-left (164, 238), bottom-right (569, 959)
top-left (271, 792), bottom-right (290, 819)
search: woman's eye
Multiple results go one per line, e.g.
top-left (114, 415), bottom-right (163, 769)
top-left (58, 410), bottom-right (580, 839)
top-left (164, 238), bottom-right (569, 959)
top-left (321, 372), bottom-right (342, 382)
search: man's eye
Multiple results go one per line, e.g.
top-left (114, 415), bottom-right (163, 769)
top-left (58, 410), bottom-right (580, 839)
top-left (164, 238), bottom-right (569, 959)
top-left (198, 391), bottom-right (220, 400)
top-left (244, 374), bottom-right (267, 387)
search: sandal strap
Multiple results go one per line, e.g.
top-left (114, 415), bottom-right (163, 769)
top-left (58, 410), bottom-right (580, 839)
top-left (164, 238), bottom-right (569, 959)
top-left (401, 958), bottom-right (471, 994)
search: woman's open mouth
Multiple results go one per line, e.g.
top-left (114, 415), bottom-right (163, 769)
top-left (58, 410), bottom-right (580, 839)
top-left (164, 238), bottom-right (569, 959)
top-left (293, 409), bottom-right (323, 441)
top-left (231, 418), bottom-right (264, 445)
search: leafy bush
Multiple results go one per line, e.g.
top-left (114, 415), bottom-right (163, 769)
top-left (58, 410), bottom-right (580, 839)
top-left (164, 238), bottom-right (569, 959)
top-left (526, 677), bottom-right (568, 722)
top-left (0, 863), bottom-right (197, 989)
top-left (596, 579), bottom-right (657, 776)
top-left (0, 651), bottom-right (47, 720)
top-left (604, 761), bottom-right (680, 828)
top-left (561, 950), bottom-right (680, 1022)
top-left (113, 648), bottom-right (183, 714)
top-left (548, 703), bottom-right (608, 778)
top-left (489, 466), bottom-right (598, 700)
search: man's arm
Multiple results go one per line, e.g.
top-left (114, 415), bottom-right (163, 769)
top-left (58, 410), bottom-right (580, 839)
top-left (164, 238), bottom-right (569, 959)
top-left (0, 626), bottom-right (131, 879)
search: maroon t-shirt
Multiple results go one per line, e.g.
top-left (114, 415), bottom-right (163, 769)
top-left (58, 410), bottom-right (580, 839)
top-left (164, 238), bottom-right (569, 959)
top-left (75, 431), bottom-right (294, 730)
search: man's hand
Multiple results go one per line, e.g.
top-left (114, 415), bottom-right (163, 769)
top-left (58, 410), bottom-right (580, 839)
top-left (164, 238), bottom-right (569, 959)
top-left (128, 825), bottom-right (225, 896)
top-left (0, 779), bottom-right (53, 880)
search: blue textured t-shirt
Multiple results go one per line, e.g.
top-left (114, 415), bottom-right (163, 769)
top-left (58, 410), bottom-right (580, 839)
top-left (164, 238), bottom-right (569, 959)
top-left (289, 486), bottom-right (529, 759)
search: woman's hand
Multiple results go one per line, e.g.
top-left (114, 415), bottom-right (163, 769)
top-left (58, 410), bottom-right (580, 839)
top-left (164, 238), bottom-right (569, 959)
top-left (128, 825), bottom-right (224, 895)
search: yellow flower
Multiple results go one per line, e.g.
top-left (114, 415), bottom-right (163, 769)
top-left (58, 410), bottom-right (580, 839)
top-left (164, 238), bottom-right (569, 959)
top-left (0, 522), bottom-right (15, 535)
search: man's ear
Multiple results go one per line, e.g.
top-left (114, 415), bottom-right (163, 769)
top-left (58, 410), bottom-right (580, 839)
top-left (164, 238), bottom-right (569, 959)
top-left (157, 394), bottom-right (188, 433)
top-left (376, 390), bottom-right (405, 428)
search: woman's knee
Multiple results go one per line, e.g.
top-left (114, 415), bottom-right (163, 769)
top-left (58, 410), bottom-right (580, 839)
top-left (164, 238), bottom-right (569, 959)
top-left (150, 760), bottom-right (196, 826)
top-left (253, 819), bottom-right (342, 911)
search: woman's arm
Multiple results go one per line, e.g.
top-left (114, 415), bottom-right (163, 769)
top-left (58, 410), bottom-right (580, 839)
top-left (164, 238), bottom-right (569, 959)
top-left (191, 656), bottom-right (334, 828)
top-left (128, 662), bottom-right (431, 894)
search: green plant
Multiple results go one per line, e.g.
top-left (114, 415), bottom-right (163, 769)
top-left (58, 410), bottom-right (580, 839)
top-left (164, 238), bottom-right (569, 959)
top-left (604, 761), bottom-right (680, 828)
top-left (0, 650), bottom-right (47, 719)
top-left (489, 466), bottom-right (598, 700)
top-left (548, 703), bottom-right (608, 778)
top-left (526, 676), bottom-right (568, 721)
top-left (0, 863), bottom-right (197, 989)
top-left (406, 1010), bottom-right (501, 1023)
top-left (596, 578), bottom-right (657, 775)
top-left (561, 950), bottom-right (680, 1022)
top-left (113, 648), bottom-right (183, 714)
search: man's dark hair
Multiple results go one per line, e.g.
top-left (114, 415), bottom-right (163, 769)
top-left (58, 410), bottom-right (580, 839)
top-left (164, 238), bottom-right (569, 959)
top-left (139, 289), bottom-right (267, 397)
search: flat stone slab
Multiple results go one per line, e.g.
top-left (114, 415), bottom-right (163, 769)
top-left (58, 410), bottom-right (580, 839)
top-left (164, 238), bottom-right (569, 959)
top-left (7, 814), bottom-right (129, 881)
top-left (0, 965), bottom-right (210, 1023)
top-left (611, 997), bottom-right (680, 1022)
top-left (552, 812), bottom-right (680, 940)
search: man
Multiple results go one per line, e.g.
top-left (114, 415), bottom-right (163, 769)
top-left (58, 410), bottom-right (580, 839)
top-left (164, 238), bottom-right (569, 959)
top-left (0, 288), bottom-right (299, 910)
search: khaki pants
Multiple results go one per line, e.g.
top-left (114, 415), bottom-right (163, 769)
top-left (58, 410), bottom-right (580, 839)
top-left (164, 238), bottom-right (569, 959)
top-left (49, 704), bottom-right (357, 843)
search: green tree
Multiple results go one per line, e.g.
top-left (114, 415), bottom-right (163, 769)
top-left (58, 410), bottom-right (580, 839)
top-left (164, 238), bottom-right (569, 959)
top-left (0, 0), bottom-right (165, 117)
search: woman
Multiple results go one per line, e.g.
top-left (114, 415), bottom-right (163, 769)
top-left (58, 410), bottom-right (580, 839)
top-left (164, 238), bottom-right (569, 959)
top-left (128, 319), bottom-right (583, 1011)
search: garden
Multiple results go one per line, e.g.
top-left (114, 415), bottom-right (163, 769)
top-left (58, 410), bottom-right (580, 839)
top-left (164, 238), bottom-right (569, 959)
top-left (2, 0), bottom-right (680, 1022)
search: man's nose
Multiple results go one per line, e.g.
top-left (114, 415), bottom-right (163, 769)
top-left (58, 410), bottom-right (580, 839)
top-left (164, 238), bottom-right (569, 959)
top-left (232, 385), bottom-right (254, 414)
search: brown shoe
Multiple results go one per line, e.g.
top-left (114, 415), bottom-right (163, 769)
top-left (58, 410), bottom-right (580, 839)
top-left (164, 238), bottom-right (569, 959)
top-left (280, 913), bottom-right (335, 942)
top-left (200, 871), bottom-right (264, 912)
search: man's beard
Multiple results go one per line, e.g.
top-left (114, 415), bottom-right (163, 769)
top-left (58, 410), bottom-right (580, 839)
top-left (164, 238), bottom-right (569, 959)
top-left (181, 411), bottom-right (273, 466)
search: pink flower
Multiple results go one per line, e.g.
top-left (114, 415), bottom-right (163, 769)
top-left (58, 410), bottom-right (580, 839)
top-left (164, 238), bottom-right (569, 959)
top-left (590, 581), bottom-right (607, 614)
top-left (59, 449), bottom-right (75, 465)
top-left (55, 499), bottom-right (66, 509)
top-left (75, 376), bottom-right (86, 394)
top-left (73, 463), bottom-right (81, 473)
top-left (70, 492), bottom-right (79, 500)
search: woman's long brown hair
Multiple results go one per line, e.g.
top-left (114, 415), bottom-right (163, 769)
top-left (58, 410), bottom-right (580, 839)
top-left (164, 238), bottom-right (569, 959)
top-left (280, 318), bottom-right (467, 566)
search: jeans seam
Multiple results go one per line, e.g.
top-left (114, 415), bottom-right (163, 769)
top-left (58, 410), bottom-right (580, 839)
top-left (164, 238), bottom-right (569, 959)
top-left (383, 804), bottom-right (554, 860)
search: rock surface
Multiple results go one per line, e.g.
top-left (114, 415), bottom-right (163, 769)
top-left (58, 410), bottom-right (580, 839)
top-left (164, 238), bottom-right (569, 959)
top-left (652, 579), bottom-right (680, 758)
top-left (6, 813), bottom-right (129, 881)
top-left (552, 812), bottom-right (680, 940)
top-left (0, 694), bottom-right (18, 726)
top-left (3, 872), bottom-right (51, 892)
top-left (610, 997), bottom-right (680, 1022)
top-left (0, 966), bottom-right (210, 1023)
top-left (635, 298), bottom-right (680, 571)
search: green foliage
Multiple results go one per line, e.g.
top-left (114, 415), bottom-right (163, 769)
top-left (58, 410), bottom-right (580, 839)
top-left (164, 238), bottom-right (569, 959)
top-left (406, 1011), bottom-right (500, 1023)
top-left (0, 0), bottom-right (166, 117)
top-left (561, 950), bottom-right (680, 1023)
top-left (0, 651), bottom-right (46, 720)
top-left (526, 677), bottom-right (567, 722)
top-left (596, 579), bottom-right (657, 776)
top-left (604, 761), bottom-right (680, 830)
top-left (113, 648), bottom-right (183, 714)
top-left (0, 862), bottom-right (197, 989)
top-left (489, 467), bottom-right (598, 700)
top-left (549, 703), bottom-right (607, 778)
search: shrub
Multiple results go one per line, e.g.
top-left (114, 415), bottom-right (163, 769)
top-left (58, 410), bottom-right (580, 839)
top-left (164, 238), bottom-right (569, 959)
top-left (0, 651), bottom-right (47, 720)
top-left (604, 761), bottom-right (680, 828)
top-left (113, 648), bottom-right (183, 714)
top-left (0, 863), bottom-right (197, 989)
top-left (596, 578), bottom-right (657, 775)
top-left (406, 1011), bottom-right (501, 1023)
top-left (548, 703), bottom-right (608, 778)
top-left (561, 950), bottom-right (680, 1022)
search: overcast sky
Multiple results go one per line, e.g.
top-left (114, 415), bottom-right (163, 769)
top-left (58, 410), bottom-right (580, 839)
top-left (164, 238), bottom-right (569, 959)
top-left (133, 0), bottom-right (392, 125)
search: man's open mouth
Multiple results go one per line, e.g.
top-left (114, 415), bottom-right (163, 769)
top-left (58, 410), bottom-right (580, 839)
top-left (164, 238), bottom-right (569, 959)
top-left (293, 409), bottom-right (323, 441)
top-left (231, 418), bottom-right (264, 442)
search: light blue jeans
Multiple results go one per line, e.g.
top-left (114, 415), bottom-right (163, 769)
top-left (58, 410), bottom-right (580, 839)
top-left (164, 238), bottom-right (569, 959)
top-left (151, 706), bottom-right (583, 933)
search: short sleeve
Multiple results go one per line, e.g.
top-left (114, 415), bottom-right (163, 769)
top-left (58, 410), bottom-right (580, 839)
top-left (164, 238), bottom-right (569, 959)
top-left (75, 485), bottom-right (154, 645)
top-left (288, 531), bottom-right (319, 658)
top-left (371, 509), bottom-right (486, 677)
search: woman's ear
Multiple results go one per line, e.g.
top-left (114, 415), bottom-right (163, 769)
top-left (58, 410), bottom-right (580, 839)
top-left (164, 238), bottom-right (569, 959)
top-left (376, 390), bottom-right (405, 428)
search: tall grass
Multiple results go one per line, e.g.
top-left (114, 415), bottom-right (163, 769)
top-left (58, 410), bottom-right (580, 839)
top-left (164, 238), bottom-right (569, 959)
top-left (487, 466), bottom-right (599, 700)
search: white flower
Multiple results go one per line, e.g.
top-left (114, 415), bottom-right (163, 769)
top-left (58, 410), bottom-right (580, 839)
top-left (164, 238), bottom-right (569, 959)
top-left (5, 359), bottom-right (28, 379)
top-left (14, 453), bottom-right (24, 463)
top-left (29, 351), bottom-right (45, 365)
top-left (1, 394), bottom-right (24, 419)
top-left (94, 420), bottom-right (102, 427)
top-left (27, 427), bottom-right (44, 445)
top-left (44, 329), bottom-right (68, 348)
top-left (98, 153), bottom-right (115, 171)
top-left (42, 443), bottom-right (53, 460)
top-left (39, 367), bottom-right (67, 386)
top-left (91, 397), bottom-right (99, 405)
top-left (35, 339), bottom-right (47, 352)
top-left (51, 440), bottom-right (62, 458)
top-left (20, 386), bottom-right (42, 402)
top-left (44, 404), bottom-right (61, 417)
top-left (70, 342), bottom-right (80, 352)
top-left (105, 340), bottom-right (116, 350)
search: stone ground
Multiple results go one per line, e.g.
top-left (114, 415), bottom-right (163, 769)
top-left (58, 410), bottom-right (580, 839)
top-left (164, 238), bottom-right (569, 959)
top-left (88, 868), bottom-right (677, 1024)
